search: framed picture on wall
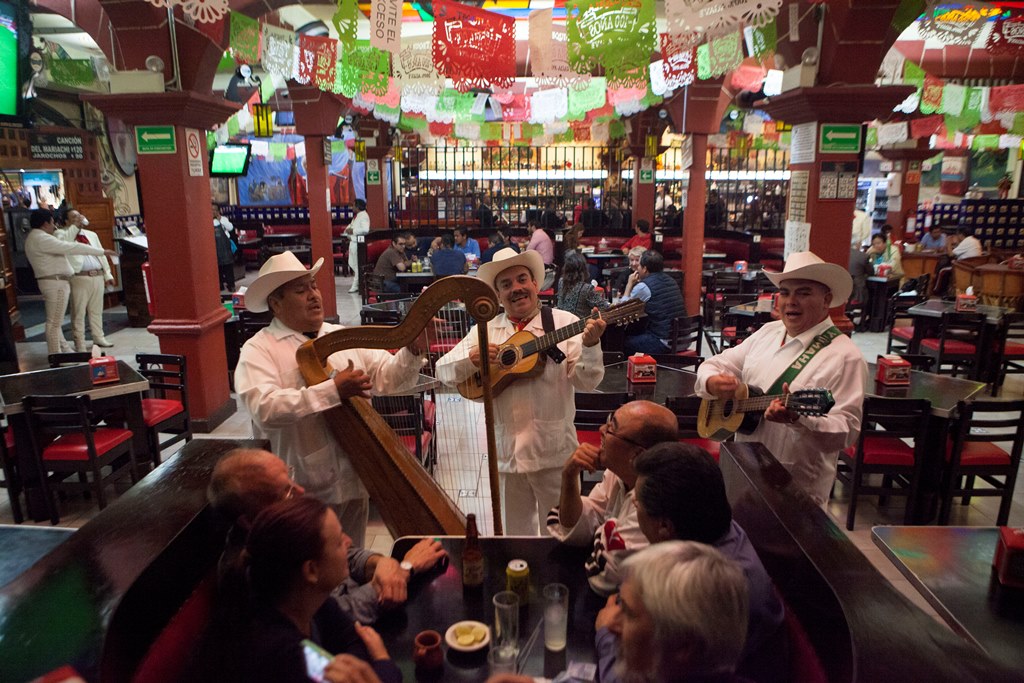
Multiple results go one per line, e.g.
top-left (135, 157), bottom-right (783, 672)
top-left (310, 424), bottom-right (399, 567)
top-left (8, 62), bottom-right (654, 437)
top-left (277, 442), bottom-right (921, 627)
top-left (107, 116), bottom-right (137, 177)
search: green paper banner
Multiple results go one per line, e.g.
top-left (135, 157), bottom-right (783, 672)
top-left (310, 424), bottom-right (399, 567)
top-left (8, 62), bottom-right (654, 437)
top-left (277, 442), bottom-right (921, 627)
top-left (1012, 114), bottom-right (1024, 136)
top-left (555, 128), bottom-right (575, 144)
top-left (333, 0), bottom-right (360, 46)
top-left (972, 134), bottom-right (999, 150)
top-left (609, 120), bottom-right (626, 139)
top-left (751, 20), bottom-right (777, 58)
top-left (230, 12), bottom-right (261, 65)
top-left (903, 61), bottom-right (925, 88)
top-left (207, 131), bottom-right (217, 150)
top-left (866, 127), bottom-right (879, 149)
top-left (227, 116), bottom-right (240, 136)
top-left (567, 0), bottom-right (656, 86)
top-left (400, 113), bottom-right (428, 132)
top-left (269, 142), bottom-right (287, 160)
top-left (697, 43), bottom-right (711, 80)
top-left (568, 77), bottom-right (607, 120)
top-left (46, 57), bottom-right (94, 87)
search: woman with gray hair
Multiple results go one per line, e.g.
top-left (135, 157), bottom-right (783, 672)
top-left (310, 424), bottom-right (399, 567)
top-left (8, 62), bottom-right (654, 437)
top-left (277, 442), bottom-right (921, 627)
top-left (600, 541), bottom-right (752, 683)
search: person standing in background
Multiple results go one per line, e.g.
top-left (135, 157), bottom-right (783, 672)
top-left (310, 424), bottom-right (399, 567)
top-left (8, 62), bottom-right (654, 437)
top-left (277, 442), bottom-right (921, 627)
top-left (66, 210), bottom-right (114, 351)
top-left (24, 209), bottom-right (116, 354)
top-left (346, 199), bottom-right (371, 293)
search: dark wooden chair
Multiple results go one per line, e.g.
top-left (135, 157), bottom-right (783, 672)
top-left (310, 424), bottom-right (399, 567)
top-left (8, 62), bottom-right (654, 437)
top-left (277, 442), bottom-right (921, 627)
top-left (885, 292), bottom-right (921, 354)
top-left (919, 311), bottom-right (986, 379)
top-left (703, 270), bottom-right (744, 329)
top-left (668, 314), bottom-right (704, 357)
top-left (991, 311), bottom-right (1024, 396)
top-left (665, 394), bottom-right (721, 461)
top-left (940, 398), bottom-right (1024, 526)
top-left (47, 352), bottom-right (92, 368)
top-left (136, 354), bottom-right (192, 467)
top-left (835, 396), bottom-right (931, 530)
top-left (22, 394), bottom-right (138, 525)
top-left (0, 423), bottom-right (22, 524)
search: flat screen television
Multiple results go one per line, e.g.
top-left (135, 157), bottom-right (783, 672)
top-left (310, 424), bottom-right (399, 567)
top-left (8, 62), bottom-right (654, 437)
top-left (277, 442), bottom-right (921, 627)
top-left (209, 143), bottom-right (252, 177)
top-left (0, 0), bottom-right (30, 125)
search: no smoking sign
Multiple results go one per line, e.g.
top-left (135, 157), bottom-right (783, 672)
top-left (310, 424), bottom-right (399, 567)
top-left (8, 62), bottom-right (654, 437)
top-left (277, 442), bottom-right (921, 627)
top-left (185, 128), bottom-right (204, 177)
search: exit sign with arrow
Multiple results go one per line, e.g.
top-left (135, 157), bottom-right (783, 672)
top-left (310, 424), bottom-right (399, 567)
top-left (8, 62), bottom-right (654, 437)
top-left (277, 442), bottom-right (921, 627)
top-left (819, 124), bottom-right (861, 154)
top-left (136, 126), bottom-right (177, 154)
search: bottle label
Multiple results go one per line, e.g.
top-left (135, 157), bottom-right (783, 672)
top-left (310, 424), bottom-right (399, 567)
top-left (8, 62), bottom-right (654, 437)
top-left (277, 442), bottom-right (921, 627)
top-left (463, 560), bottom-right (484, 586)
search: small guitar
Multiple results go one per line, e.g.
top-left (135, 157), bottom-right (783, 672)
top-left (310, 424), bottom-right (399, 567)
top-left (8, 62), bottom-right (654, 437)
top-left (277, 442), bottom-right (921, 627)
top-left (696, 385), bottom-right (835, 442)
top-left (456, 300), bottom-right (645, 400)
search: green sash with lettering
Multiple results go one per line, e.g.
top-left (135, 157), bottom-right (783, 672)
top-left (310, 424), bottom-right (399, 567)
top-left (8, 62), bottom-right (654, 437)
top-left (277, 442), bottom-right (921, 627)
top-left (766, 326), bottom-right (841, 395)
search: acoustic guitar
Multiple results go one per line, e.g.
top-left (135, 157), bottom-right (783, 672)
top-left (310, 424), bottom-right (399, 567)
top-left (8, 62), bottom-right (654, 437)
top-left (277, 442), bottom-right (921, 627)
top-left (456, 299), bottom-right (645, 400)
top-left (696, 384), bottom-right (835, 442)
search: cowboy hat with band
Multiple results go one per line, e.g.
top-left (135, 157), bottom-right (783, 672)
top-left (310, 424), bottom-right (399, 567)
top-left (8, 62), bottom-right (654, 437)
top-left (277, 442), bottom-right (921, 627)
top-left (475, 247), bottom-right (546, 293)
top-left (245, 251), bottom-right (325, 313)
top-left (765, 251), bottom-right (853, 305)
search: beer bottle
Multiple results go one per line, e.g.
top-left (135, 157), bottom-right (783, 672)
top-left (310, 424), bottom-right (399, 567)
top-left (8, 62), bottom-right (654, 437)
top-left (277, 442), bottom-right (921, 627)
top-left (462, 513), bottom-right (484, 589)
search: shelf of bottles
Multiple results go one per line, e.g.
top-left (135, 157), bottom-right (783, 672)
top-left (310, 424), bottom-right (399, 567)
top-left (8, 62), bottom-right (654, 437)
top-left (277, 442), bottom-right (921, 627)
top-left (916, 203), bottom-right (962, 230)
top-left (857, 178), bottom-right (889, 231)
top-left (394, 144), bottom-right (634, 230)
top-left (960, 199), bottom-right (1024, 252)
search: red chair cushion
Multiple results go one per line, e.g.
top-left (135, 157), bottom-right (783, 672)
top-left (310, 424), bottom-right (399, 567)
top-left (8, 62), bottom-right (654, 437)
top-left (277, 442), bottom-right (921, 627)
top-left (681, 437), bottom-right (719, 460)
top-left (676, 349), bottom-right (698, 357)
top-left (920, 338), bottom-right (977, 354)
top-left (142, 398), bottom-right (185, 427)
top-left (429, 341), bottom-right (458, 355)
top-left (538, 289), bottom-right (555, 296)
top-left (42, 428), bottom-right (133, 461)
top-left (846, 436), bottom-right (915, 466)
top-left (576, 429), bottom-right (601, 447)
top-left (1003, 341), bottom-right (1024, 357)
top-left (131, 573), bottom-right (216, 683)
top-left (945, 440), bottom-right (1011, 466)
top-left (4, 429), bottom-right (13, 450)
top-left (721, 326), bottom-right (738, 338)
top-left (423, 399), bottom-right (436, 431)
top-left (891, 326), bottom-right (915, 340)
top-left (400, 432), bottom-right (432, 458)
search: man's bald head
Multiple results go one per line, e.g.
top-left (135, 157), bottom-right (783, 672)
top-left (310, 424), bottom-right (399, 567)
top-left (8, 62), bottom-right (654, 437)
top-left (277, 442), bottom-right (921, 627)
top-left (616, 400), bottom-right (679, 445)
top-left (207, 449), bottom-right (298, 522)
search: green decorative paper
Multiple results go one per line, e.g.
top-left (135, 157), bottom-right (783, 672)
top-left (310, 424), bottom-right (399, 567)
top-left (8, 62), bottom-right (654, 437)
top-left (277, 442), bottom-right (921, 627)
top-left (609, 119), bottom-right (626, 139)
top-left (481, 122), bottom-right (504, 141)
top-left (332, 0), bottom-right (360, 47)
top-left (555, 128), bottom-right (575, 144)
top-left (708, 31), bottom-right (743, 78)
top-left (230, 11), bottom-right (260, 65)
top-left (400, 113), bottom-right (428, 131)
top-left (335, 47), bottom-right (390, 97)
top-left (697, 43), bottom-right (711, 80)
top-left (751, 20), bottom-right (777, 58)
top-left (902, 60), bottom-right (925, 88)
top-left (1012, 113), bottom-right (1024, 136)
top-left (227, 116), bottom-right (240, 136)
top-left (270, 142), bottom-right (287, 160)
top-left (567, 0), bottom-right (656, 85)
top-left (207, 131), bottom-right (216, 150)
top-left (866, 127), bottom-right (878, 149)
top-left (46, 57), bottom-right (94, 87)
top-left (972, 134), bottom-right (999, 150)
top-left (568, 77), bottom-right (607, 120)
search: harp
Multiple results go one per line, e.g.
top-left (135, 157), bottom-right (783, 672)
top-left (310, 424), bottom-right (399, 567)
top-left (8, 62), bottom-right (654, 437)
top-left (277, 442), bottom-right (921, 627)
top-left (295, 276), bottom-right (503, 537)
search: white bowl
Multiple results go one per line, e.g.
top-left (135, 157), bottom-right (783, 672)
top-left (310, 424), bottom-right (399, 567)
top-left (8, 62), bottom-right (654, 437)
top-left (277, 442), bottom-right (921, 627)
top-left (444, 620), bottom-right (491, 653)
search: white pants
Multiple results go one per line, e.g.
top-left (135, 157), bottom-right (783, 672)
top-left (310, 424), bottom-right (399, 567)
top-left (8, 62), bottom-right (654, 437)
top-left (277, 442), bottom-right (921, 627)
top-left (329, 497), bottom-right (369, 548)
top-left (37, 278), bottom-right (71, 354)
top-left (499, 467), bottom-right (562, 536)
top-left (70, 274), bottom-right (107, 349)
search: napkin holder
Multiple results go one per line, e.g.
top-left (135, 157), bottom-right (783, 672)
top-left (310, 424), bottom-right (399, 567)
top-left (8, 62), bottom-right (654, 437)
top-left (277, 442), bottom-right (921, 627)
top-left (993, 527), bottom-right (1024, 589)
top-left (875, 354), bottom-right (911, 386)
top-left (627, 354), bottom-right (657, 383)
top-left (89, 354), bottom-right (119, 385)
top-left (955, 293), bottom-right (977, 312)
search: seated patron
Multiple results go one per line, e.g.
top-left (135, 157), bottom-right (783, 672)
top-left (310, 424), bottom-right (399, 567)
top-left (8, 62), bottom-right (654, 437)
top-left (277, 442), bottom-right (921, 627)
top-left (453, 226), bottom-right (481, 260)
top-left (867, 232), bottom-right (903, 278)
top-left (546, 401), bottom-right (678, 595)
top-left (526, 219), bottom-right (555, 265)
top-left (430, 232), bottom-right (469, 277)
top-left (598, 541), bottom-right (753, 683)
top-left (187, 497), bottom-right (402, 683)
top-left (624, 251), bottom-right (686, 356)
top-left (620, 220), bottom-right (653, 253)
top-left (580, 198), bottom-right (608, 230)
top-left (207, 449), bottom-right (446, 625)
top-left (919, 224), bottom-right (947, 252)
top-left (614, 246), bottom-right (647, 298)
top-left (950, 225), bottom-right (983, 260)
top-left (556, 251), bottom-right (609, 320)
top-left (595, 443), bottom-right (789, 683)
top-left (481, 229), bottom-right (519, 263)
top-left (372, 233), bottom-right (412, 292)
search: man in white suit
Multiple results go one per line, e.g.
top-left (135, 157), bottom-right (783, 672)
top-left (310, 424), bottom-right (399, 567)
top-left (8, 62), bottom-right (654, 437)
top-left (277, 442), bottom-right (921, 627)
top-left (66, 210), bottom-right (114, 351)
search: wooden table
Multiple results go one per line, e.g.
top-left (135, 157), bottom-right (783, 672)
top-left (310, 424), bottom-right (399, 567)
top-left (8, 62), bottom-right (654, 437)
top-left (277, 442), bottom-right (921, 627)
top-left (902, 251), bottom-right (943, 284)
top-left (865, 275), bottom-right (900, 332)
top-left (382, 536), bottom-right (601, 681)
top-left (0, 524), bottom-right (74, 588)
top-left (0, 361), bottom-right (150, 521)
top-left (974, 263), bottom-right (1024, 310)
top-left (906, 299), bottom-right (1012, 382)
top-left (872, 526), bottom-right (1024, 671)
top-left (593, 361), bottom-right (698, 403)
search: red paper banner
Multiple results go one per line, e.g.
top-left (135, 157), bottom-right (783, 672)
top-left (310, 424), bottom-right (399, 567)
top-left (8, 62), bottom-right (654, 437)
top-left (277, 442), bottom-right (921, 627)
top-left (989, 84), bottom-right (1024, 113)
top-left (428, 121), bottom-right (453, 137)
top-left (920, 75), bottom-right (944, 114)
top-left (502, 94), bottom-right (532, 122)
top-left (432, 0), bottom-right (515, 92)
top-left (661, 33), bottom-right (697, 89)
top-left (297, 35), bottom-right (336, 87)
top-left (570, 120), bottom-right (592, 142)
top-left (909, 115), bottom-right (943, 139)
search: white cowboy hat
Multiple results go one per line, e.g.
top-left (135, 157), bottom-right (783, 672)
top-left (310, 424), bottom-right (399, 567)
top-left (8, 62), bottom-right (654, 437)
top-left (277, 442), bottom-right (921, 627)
top-left (765, 251), bottom-right (853, 305)
top-left (476, 247), bottom-right (545, 291)
top-left (245, 251), bottom-right (324, 312)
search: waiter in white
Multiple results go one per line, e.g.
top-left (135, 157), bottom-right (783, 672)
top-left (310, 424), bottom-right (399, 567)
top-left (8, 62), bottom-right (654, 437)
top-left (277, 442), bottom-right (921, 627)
top-left (24, 209), bottom-right (116, 355)
top-left (66, 210), bottom-right (114, 351)
top-left (346, 198), bottom-right (371, 293)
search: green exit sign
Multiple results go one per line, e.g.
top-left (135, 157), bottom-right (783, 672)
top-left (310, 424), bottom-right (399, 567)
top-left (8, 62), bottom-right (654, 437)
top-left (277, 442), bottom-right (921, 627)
top-left (819, 124), bottom-right (861, 154)
top-left (136, 126), bottom-right (176, 154)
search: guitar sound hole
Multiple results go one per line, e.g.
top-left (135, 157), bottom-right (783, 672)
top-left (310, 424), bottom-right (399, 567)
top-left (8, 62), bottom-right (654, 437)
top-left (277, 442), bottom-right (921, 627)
top-left (498, 348), bottom-right (518, 368)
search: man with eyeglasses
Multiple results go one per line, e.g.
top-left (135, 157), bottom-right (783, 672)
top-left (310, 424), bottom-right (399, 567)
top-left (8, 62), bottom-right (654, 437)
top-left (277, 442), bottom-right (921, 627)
top-left (208, 448), bottom-right (446, 625)
top-left (546, 400), bottom-right (678, 596)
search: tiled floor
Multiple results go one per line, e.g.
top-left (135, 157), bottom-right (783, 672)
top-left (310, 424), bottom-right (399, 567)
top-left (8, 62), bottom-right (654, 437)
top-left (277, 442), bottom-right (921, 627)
top-left (3, 273), bottom-right (1023, 629)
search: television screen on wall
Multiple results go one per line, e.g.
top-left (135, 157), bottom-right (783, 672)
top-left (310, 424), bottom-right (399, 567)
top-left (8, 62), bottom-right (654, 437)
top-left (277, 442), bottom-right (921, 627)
top-left (209, 143), bottom-right (252, 177)
top-left (0, 0), bottom-right (30, 124)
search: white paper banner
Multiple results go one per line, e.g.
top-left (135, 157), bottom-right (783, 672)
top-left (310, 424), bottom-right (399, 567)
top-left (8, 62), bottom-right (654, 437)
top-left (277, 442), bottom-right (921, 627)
top-left (529, 88), bottom-right (568, 123)
top-left (394, 37), bottom-right (443, 96)
top-left (999, 134), bottom-right (1023, 149)
top-left (649, 60), bottom-right (668, 96)
top-left (941, 83), bottom-right (966, 116)
top-left (261, 25), bottom-right (297, 79)
top-left (877, 121), bottom-right (909, 147)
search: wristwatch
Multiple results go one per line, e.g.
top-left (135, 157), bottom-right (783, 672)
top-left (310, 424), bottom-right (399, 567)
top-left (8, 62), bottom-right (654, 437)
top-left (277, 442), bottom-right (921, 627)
top-left (400, 560), bottom-right (414, 576)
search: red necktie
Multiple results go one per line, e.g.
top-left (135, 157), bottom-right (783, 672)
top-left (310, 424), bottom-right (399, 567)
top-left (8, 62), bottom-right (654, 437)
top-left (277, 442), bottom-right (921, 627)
top-left (76, 234), bottom-right (89, 245)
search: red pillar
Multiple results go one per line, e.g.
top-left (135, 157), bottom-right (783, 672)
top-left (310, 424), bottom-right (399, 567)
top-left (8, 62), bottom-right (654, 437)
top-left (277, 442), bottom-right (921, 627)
top-left (358, 120), bottom-right (393, 230)
top-left (83, 92), bottom-right (240, 431)
top-left (631, 156), bottom-right (656, 233)
top-left (303, 135), bottom-right (337, 319)
top-left (683, 134), bottom-right (709, 315)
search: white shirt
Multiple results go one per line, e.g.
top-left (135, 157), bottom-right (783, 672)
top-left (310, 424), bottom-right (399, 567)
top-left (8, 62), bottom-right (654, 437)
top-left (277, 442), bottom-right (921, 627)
top-left (235, 318), bottom-right (423, 503)
top-left (68, 228), bottom-right (113, 279)
top-left (851, 210), bottom-right (872, 247)
top-left (215, 216), bottom-right (234, 237)
top-left (952, 235), bottom-right (983, 260)
top-left (546, 470), bottom-right (647, 596)
top-left (24, 227), bottom-right (106, 278)
top-left (348, 211), bottom-right (371, 268)
top-left (435, 308), bottom-right (604, 473)
top-left (695, 318), bottom-right (866, 505)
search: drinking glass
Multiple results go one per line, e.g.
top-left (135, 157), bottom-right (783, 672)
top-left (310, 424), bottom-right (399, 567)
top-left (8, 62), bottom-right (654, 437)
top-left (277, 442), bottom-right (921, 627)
top-left (543, 583), bottom-right (569, 651)
top-left (487, 646), bottom-right (517, 675)
top-left (492, 590), bottom-right (520, 658)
